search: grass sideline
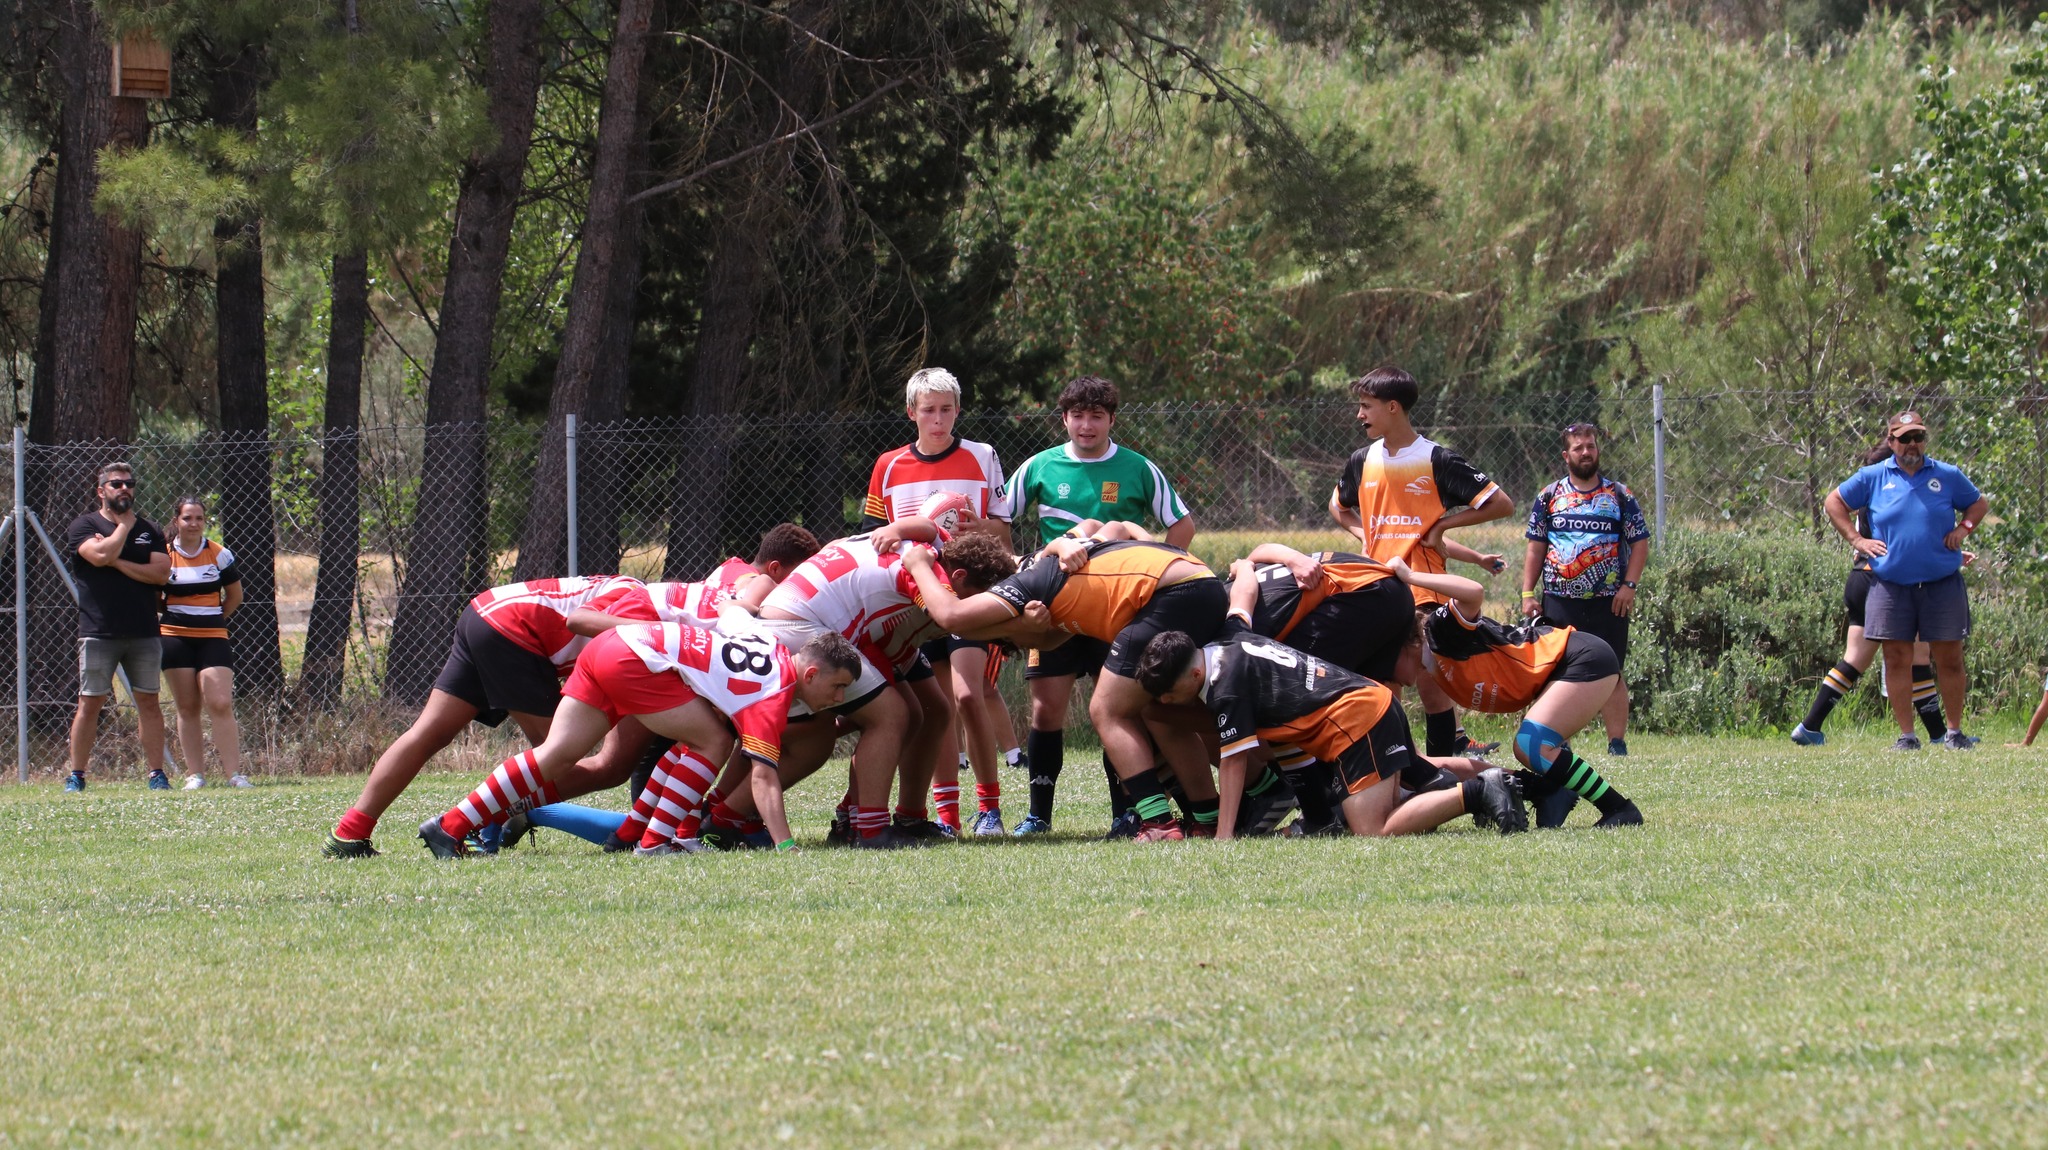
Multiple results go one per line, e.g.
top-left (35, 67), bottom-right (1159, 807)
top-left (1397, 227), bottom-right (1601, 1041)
top-left (6, 739), bottom-right (2047, 1147)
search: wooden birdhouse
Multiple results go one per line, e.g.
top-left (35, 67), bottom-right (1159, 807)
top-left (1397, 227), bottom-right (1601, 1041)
top-left (110, 31), bottom-right (171, 99)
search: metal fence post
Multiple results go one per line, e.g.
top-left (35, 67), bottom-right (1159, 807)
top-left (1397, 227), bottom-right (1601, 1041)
top-left (13, 426), bottom-right (23, 782)
top-left (565, 413), bottom-right (579, 577)
top-left (1652, 382), bottom-right (1667, 546)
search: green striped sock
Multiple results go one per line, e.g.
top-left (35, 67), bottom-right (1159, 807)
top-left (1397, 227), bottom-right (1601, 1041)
top-left (1134, 793), bottom-right (1174, 821)
top-left (1550, 747), bottom-right (1628, 814)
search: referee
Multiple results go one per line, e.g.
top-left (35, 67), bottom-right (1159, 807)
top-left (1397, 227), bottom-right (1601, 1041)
top-left (1520, 422), bottom-right (1651, 756)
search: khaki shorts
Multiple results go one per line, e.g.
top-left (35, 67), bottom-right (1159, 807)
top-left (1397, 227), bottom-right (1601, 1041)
top-left (79, 636), bottom-right (162, 697)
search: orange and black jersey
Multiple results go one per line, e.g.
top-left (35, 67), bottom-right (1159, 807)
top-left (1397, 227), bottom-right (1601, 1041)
top-left (1422, 602), bottom-right (1571, 713)
top-left (1201, 618), bottom-right (1396, 766)
top-left (1335, 437), bottom-right (1500, 604)
top-left (1246, 551), bottom-right (1398, 643)
top-left (988, 539), bottom-right (1211, 642)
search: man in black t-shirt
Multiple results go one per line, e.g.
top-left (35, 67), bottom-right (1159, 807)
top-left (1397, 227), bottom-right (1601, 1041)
top-left (62, 462), bottom-right (170, 792)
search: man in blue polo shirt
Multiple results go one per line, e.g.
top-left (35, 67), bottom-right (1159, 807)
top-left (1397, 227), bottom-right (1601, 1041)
top-left (1824, 410), bottom-right (1988, 751)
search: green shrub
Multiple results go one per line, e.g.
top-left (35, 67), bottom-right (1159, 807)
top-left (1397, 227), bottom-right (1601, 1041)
top-left (1633, 529), bottom-right (2048, 733)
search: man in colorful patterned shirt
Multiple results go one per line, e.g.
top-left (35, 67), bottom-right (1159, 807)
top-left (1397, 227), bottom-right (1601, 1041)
top-left (1519, 422), bottom-right (1651, 756)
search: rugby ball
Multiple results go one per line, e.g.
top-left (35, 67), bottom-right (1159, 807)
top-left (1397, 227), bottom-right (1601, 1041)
top-left (917, 491), bottom-right (974, 536)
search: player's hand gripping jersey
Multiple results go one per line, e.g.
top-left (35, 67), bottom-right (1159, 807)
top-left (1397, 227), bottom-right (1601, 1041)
top-left (593, 622), bottom-right (801, 767)
top-left (861, 439), bottom-right (1006, 527)
top-left (1201, 621), bottom-right (1398, 767)
top-left (1246, 552), bottom-right (1398, 642)
top-left (1335, 437), bottom-right (1500, 603)
top-left (469, 575), bottom-right (648, 673)
top-left (987, 539), bottom-right (1209, 641)
top-left (613, 557), bottom-right (766, 626)
top-left (761, 535), bottom-right (948, 677)
top-left (1422, 602), bottom-right (1572, 713)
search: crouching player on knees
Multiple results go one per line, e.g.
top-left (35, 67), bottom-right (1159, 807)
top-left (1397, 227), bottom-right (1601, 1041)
top-left (1386, 556), bottom-right (1643, 829)
top-left (417, 623), bottom-right (859, 858)
top-left (1133, 617), bottom-right (1526, 839)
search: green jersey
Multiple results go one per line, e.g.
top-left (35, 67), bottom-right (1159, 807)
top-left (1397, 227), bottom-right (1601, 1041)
top-left (993, 441), bottom-right (1191, 547)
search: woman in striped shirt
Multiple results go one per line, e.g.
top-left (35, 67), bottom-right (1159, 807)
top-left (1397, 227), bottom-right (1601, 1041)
top-left (161, 496), bottom-right (247, 789)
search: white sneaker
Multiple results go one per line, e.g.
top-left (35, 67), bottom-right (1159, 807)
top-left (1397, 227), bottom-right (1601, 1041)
top-left (676, 837), bottom-right (707, 854)
top-left (229, 774), bottom-right (253, 788)
top-left (182, 774), bottom-right (205, 791)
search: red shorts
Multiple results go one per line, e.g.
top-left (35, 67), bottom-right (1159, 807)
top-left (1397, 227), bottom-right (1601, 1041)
top-left (560, 630), bottom-right (700, 725)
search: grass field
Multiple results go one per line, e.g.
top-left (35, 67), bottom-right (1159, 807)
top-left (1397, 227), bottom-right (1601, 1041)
top-left (5, 737), bottom-right (2047, 1148)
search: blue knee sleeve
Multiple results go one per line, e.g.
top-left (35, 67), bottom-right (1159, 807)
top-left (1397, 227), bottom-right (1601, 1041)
top-left (1515, 720), bottom-right (1565, 772)
top-left (526, 802), bottom-right (630, 845)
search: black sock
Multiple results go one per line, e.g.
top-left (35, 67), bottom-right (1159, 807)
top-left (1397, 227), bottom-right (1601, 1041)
top-left (1547, 745), bottom-right (1629, 816)
top-left (1282, 763), bottom-right (1338, 829)
top-left (1026, 728), bottom-right (1064, 823)
top-left (1459, 777), bottom-right (1485, 814)
top-left (1912, 664), bottom-right (1945, 740)
top-left (1184, 796), bottom-right (1219, 826)
top-left (1803, 660), bottom-right (1861, 732)
top-left (1105, 760), bottom-right (1132, 818)
top-left (1425, 709), bottom-right (1457, 758)
top-left (1121, 766), bottom-right (1173, 823)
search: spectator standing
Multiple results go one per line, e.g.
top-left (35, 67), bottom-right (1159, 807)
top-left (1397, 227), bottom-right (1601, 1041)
top-left (1823, 410), bottom-right (1987, 751)
top-left (160, 496), bottom-right (249, 790)
top-left (63, 462), bottom-right (171, 791)
top-left (1520, 423), bottom-right (1651, 756)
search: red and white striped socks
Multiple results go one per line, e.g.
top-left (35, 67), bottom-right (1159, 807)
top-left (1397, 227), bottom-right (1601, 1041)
top-left (975, 781), bottom-right (1000, 814)
top-left (440, 750), bottom-right (558, 838)
top-left (636, 747), bottom-right (720, 849)
top-left (933, 783), bottom-right (962, 831)
top-left (854, 805), bottom-right (889, 839)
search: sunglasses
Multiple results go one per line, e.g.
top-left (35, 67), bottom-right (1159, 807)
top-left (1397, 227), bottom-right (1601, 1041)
top-left (103, 479), bottom-right (135, 489)
top-left (1892, 431), bottom-right (1927, 444)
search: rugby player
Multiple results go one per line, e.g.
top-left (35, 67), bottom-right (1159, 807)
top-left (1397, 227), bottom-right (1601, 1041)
top-left (1329, 366), bottom-right (1513, 761)
top-left (859, 368), bottom-right (1015, 835)
top-left (901, 527), bottom-right (1227, 842)
top-left (1388, 557), bottom-right (1643, 829)
top-left (419, 622), bottom-right (861, 857)
top-left (706, 527), bottom-right (1035, 849)
top-left (322, 574), bottom-right (660, 858)
top-left (990, 376), bottom-right (1196, 835)
top-left (1133, 620), bottom-right (1526, 839)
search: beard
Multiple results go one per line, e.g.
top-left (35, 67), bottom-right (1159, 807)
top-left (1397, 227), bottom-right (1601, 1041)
top-left (107, 495), bottom-right (134, 514)
top-left (1567, 459), bottom-right (1600, 481)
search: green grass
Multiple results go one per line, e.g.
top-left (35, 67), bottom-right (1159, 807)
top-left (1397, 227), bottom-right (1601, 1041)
top-left (5, 738), bottom-right (2048, 1147)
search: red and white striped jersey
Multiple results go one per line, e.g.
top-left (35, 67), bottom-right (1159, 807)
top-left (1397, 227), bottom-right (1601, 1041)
top-left (761, 535), bottom-right (949, 677)
top-left (471, 576), bottom-right (647, 672)
top-left (860, 438), bottom-right (1006, 527)
top-left (614, 622), bottom-right (798, 767)
top-left (606, 556), bottom-right (774, 626)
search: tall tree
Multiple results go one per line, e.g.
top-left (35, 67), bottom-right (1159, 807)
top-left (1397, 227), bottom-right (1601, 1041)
top-left (384, 0), bottom-right (549, 704)
top-left (515, 0), bottom-right (658, 580)
top-left (205, 39), bottom-right (285, 700)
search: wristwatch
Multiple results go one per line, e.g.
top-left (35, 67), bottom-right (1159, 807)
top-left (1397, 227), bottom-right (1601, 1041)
top-left (1621, 580), bottom-right (1639, 589)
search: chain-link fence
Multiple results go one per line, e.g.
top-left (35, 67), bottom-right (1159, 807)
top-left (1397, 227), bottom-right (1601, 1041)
top-left (4, 388), bottom-right (2044, 776)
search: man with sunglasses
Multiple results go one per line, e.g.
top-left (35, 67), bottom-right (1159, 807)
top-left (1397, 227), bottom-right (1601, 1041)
top-left (64, 462), bottom-right (171, 791)
top-left (1824, 411), bottom-right (1988, 751)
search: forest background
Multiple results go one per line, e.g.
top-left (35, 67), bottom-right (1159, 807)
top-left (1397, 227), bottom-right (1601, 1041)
top-left (1, 0), bottom-right (2046, 746)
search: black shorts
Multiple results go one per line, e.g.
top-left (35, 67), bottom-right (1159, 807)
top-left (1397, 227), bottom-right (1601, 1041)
top-left (1104, 576), bottom-right (1231, 679)
top-left (1025, 635), bottom-right (1110, 680)
top-left (1540, 593), bottom-right (1631, 669)
top-left (921, 635), bottom-right (1000, 663)
top-left (898, 651), bottom-right (936, 684)
top-left (1331, 703), bottom-right (1415, 795)
top-left (1545, 629), bottom-right (1621, 686)
top-left (159, 634), bottom-right (234, 672)
top-left (1844, 567), bottom-right (1874, 630)
top-left (432, 606), bottom-right (563, 727)
top-left (1286, 579), bottom-right (1416, 682)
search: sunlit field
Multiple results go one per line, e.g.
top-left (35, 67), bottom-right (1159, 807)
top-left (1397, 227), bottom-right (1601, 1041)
top-left (5, 733), bottom-right (2047, 1148)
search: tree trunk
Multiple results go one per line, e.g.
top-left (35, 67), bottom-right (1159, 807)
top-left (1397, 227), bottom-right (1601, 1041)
top-left (298, 249), bottom-right (367, 709)
top-left (385, 0), bottom-right (548, 704)
top-left (209, 45), bottom-right (284, 704)
top-left (663, 213), bottom-right (764, 578)
top-left (516, 0), bottom-right (655, 581)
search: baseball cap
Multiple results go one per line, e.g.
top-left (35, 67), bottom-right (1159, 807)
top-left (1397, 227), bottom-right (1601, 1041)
top-left (1887, 410), bottom-right (1928, 436)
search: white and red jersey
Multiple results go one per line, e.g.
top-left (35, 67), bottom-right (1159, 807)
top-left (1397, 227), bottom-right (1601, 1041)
top-left (860, 438), bottom-right (1006, 527)
top-left (606, 556), bottom-right (774, 626)
top-left (613, 622), bottom-right (799, 767)
top-left (470, 576), bottom-right (647, 672)
top-left (761, 534), bottom-right (949, 677)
